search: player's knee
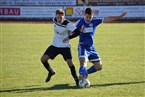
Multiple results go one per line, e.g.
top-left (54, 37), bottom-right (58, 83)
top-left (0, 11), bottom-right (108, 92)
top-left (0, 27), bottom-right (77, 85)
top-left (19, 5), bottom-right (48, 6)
top-left (79, 58), bottom-right (87, 65)
top-left (79, 58), bottom-right (85, 62)
top-left (94, 62), bottom-right (103, 71)
top-left (97, 65), bottom-right (102, 71)
top-left (66, 59), bottom-right (73, 67)
top-left (40, 56), bottom-right (48, 63)
top-left (40, 57), bottom-right (45, 63)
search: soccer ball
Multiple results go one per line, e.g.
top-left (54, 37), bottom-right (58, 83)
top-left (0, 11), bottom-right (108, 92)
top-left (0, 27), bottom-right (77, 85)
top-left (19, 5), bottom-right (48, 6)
top-left (78, 79), bottom-right (90, 88)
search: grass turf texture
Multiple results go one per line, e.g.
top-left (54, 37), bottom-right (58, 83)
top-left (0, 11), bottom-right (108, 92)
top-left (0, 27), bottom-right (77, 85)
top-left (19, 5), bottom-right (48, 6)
top-left (0, 23), bottom-right (144, 97)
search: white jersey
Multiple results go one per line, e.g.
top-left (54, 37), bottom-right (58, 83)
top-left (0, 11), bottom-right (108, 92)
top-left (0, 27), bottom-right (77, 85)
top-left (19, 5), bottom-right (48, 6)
top-left (52, 18), bottom-right (76, 48)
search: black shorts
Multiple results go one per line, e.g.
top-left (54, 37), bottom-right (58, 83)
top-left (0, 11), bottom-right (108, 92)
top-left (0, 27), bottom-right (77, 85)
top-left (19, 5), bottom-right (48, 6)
top-left (43, 45), bottom-right (72, 61)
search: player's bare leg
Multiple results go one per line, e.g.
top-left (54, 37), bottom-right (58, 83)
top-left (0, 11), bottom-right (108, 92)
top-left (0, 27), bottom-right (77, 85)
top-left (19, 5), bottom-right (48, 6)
top-left (93, 61), bottom-right (102, 71)
top-left (87, 61), bottom-right (102, 75)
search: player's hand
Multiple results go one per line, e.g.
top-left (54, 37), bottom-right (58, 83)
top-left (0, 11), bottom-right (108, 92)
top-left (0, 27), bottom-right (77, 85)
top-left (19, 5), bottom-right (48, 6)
top-left (120, 12), bottom-right (128, 18)
top-left (63, 37), bottom-right (69, 43)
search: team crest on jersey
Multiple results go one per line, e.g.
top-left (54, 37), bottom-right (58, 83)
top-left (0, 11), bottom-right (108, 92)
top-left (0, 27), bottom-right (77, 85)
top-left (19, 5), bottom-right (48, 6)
top-left (89, 23), bottom-right (93, 27)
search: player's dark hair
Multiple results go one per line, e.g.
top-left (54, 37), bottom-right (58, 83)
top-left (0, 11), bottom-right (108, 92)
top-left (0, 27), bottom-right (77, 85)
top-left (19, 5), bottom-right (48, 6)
top-left (85, 8), bottom-right (93, 15)
top-left (56, 9), bottom-right (64, 15)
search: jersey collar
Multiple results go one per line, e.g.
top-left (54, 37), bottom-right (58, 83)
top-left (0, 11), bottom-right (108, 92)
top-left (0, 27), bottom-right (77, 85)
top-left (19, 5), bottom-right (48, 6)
top-left (83, 17), bottom-right (92, 24)
top-left (54, 17), bottom-right (65, 24)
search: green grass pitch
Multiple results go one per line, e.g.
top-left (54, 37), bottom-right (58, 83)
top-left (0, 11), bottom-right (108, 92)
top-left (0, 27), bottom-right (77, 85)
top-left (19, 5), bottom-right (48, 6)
top-left (0, 22), bottom-right (144, 97)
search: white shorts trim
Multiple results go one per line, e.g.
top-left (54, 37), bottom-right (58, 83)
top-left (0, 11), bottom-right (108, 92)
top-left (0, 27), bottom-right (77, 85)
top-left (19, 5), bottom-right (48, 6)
top-left (89, 58), bottom-right (101, 62)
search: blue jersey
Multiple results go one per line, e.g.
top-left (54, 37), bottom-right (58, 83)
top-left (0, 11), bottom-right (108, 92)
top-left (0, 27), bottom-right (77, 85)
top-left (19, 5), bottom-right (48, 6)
top-left (76, 17), bottom-right (103, 46)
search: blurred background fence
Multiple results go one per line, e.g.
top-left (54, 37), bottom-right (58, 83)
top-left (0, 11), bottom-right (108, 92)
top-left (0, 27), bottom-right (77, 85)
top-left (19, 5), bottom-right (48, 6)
top-left (0, 0), bottom-right (144, 21)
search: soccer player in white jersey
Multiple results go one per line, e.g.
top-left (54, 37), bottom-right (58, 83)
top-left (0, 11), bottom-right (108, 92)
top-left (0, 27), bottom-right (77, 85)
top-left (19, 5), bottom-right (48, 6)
top-left (41, 9), bottom-right (82, 86)
top-left (63, 7), bottom-right (127, 79)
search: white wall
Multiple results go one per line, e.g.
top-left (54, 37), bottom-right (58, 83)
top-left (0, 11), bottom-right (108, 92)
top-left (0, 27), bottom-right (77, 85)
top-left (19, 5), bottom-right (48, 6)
top-left (0, 6), bottom-right (145, 19)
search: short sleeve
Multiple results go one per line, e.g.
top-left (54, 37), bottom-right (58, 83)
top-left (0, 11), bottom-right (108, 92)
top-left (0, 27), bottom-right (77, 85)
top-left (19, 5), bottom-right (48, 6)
top-left (67, 23), bottom-right (77, 32)
top-left (75, 20), bottom-right (81, 29)
top-left (94, 17), bottom-right (104, 26)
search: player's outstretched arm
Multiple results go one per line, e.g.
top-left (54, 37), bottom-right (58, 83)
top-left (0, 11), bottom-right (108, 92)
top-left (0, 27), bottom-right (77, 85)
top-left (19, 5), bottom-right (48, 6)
top-left (103, 12), bottom-right (128, 23)
top-left (63, 29), bottom-right (82, 43)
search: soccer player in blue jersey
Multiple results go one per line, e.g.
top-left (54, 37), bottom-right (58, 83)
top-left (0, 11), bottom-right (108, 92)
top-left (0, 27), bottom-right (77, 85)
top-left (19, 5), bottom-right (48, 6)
top-left (63, 7), bottom-right (127, 79)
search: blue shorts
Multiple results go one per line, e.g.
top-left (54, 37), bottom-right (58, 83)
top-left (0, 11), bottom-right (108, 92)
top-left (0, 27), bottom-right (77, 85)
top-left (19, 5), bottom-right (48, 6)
top-left (78, 44), bottom-right (101, 62)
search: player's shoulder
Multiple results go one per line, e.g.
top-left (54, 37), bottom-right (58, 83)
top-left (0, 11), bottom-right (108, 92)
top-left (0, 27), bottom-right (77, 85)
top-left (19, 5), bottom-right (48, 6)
top-left (76, 18), bottom-right (84, 25)
top-left (78, 18), bottom-right (84, 23)
top-left (62, 19), bottom-right (71, 26)
top-left (53, 18), bottom-right (72, 28)
top-left (53, 17), bottom-right (57, 23)
top-left (53, 18), bottom-right (70, 24)
top-left (92, 17), bottom-right (104, 21)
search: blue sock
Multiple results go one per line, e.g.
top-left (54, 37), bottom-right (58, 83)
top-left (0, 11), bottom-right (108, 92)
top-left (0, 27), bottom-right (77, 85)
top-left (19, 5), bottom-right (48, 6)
top-left (79, 65), bottom-right (87, 77)
top-left (87, 66), bottom-right (97, 74)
